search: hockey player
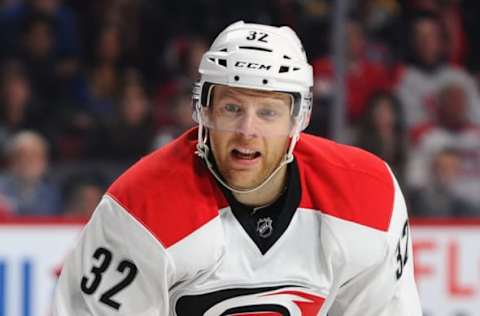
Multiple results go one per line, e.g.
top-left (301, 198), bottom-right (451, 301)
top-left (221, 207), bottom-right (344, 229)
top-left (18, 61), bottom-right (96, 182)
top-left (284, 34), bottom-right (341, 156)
top-left (53, 21), bottom-right (422, 315)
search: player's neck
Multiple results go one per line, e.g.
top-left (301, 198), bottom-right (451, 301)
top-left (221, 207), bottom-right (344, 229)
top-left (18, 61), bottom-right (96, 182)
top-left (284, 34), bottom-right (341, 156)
top-left (233, 164), bottom-right (288, 207)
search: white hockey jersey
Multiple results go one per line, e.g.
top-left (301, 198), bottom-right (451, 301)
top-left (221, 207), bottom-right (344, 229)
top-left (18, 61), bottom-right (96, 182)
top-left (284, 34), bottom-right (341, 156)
top-left (53, 128), bottom-right (422, 315)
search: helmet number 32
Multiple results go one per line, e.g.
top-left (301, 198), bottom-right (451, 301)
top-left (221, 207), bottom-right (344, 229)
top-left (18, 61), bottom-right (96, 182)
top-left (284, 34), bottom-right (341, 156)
top-left (246, 31), bottom-right (269, 43)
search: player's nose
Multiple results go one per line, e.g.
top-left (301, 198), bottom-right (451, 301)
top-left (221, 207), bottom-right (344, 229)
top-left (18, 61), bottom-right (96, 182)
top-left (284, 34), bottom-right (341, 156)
top-left (236, 109), bottom-right (259, 138)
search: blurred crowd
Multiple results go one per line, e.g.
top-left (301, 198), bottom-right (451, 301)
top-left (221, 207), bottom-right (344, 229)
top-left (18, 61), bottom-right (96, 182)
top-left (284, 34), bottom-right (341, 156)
top-left (0, 0), bottom-right (479, 219)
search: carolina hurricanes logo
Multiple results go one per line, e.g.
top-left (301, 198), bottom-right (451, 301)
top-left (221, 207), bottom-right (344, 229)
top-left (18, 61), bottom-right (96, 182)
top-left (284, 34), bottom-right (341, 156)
top-left (175, 286), bottom-right (325, 316)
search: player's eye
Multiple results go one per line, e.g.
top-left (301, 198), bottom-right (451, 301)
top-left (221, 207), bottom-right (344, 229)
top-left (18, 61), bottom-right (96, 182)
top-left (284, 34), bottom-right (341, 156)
top-left (257, 108), bottom-right (279, 120)
top-left (223, 103), bottom-right (242, 115)
top-left (224, 103), bottom-right (240, 113)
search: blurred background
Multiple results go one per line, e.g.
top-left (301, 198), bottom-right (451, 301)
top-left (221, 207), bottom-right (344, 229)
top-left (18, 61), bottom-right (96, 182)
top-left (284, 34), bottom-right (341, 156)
top-left (0, 0), bottom-right (479, 220)
top-left (0, 0), bottom-right (479, 315)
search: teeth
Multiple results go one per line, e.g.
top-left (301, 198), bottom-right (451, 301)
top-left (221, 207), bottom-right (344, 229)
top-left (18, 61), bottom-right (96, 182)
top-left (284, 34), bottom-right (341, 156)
top-left (236, 148), bottom-right (256, 154)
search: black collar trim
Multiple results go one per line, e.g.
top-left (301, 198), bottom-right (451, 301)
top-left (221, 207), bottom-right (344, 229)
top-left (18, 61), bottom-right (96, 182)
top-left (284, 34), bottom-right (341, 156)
top-left (222, 160), bottom-right (302, 255)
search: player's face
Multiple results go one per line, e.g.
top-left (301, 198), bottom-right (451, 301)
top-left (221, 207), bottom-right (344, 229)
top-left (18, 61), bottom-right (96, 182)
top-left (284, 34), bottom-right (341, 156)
top-left (208, 86), bottom-right (292, 190)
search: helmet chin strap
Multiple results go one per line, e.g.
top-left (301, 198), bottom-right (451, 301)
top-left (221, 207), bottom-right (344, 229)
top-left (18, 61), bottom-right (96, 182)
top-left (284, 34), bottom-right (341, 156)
top-left (195, 120), bottom-right (300, 194)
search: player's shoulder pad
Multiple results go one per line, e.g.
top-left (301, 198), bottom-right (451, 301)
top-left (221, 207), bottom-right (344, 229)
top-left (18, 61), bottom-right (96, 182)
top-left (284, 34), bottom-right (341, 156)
top-left (107, 128), bottom-right (227, 248)
top-left (296, 133), bottom-right (394, 231)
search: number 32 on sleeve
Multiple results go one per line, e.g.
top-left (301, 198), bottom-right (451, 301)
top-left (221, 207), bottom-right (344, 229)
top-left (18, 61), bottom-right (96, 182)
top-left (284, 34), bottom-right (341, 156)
top-left (81, 247), bottom-right (138, 310)
top-left (395, 220), bottom-right (410, 280)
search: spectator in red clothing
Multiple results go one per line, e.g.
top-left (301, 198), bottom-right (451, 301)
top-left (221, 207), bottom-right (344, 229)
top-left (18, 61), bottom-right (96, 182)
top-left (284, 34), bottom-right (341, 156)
top-left (312, 17), bottom-right (392, 123)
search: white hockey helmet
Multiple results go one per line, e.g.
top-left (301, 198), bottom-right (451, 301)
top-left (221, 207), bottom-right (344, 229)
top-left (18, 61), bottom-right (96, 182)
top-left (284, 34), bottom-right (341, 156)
top-left (193, 21), bottom-right (313, 193)
top-left (193, 20), bottom-right (313, 134)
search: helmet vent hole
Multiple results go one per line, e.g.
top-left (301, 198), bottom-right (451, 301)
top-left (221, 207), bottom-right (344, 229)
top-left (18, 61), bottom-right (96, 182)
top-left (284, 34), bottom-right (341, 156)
top-left (283, 55), bottom-right (291, 59)
top-left (234, 75), bottom-right (240, 81)
top-left (218, 59), bottom-right (227, 67)
top-left (262, 79), bottom-right (268, 85)
top-left (293, 67), bottom-right (300, 71)
top-left (279, 66), bottom-right (289, 73)
top-left (220, 48), bottom-right (228, 52)
top-left (208, 57), bottom-right (215, 63)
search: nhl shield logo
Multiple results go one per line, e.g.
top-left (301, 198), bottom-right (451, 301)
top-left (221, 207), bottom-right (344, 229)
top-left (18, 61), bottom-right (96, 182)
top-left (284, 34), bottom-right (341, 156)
top-left (257, 217), bottom-right (273, 238)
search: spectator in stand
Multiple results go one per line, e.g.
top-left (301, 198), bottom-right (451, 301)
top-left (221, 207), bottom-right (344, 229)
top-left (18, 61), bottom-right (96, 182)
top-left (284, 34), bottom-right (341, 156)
top-left (152, 84), bottom-right (195, 148)
top-left (86, 23), bottom-right (125, 120)
top-left (395, 12), bottom-right (480, 130)
top-left (17, 13), bottom-right (58, 103)
top-left (69, 0), bottom-right (166, 86)
top-left (355, 91), bottom-right (408, 186)
top-left (62, 174), bottom-right (104, 219)
top-left (312, 17), bottom-right (392, 124)
top-left (0, 0), bottom-right (81, 59)
top-left (0, 0), bottom-right (83, 104)
top-left (29, 0), bottom-right (83, 103)
top-left (356, 0), bottom-right (404, 62)
top-left (154, 36), bottom-right (208, 126)
top-left (47, 25), bottom-right (125, 162)
top-left (407, 82), bottom-right (480, 214)
top-left (410, 148), bottom-right (477, 217)
top-left (160, 35), bottom-right (207, 81)
top-left (0, 61), bottom-right (42, 154)
top-left (0, 130), bottom-right (61, 216)
top-left (96, 68), bottom-right (155, 163)
top-left (401, 0), bottom-right (468, 66)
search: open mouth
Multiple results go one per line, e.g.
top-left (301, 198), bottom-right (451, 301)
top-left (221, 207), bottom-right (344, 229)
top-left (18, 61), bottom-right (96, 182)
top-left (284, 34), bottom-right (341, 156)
top-left (231, 148), bottom-right (261, 160)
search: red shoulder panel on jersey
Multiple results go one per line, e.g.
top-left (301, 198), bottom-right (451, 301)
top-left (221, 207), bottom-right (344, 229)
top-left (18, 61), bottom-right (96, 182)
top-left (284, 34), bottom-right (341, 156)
top-left (296, 133), bottom-right (394, 232)
top-left (107, 128), bottom-right (227, 248)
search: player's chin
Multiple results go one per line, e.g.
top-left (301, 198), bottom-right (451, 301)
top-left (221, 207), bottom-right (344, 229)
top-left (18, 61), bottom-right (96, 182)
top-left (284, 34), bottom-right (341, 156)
top-left (227, 174), bottom-right (263, 190)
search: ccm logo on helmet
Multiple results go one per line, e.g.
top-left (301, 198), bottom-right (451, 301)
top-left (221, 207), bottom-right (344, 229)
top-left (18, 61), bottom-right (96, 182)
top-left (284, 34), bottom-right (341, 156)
top-left (235, 61), bottom-right (272, 70)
